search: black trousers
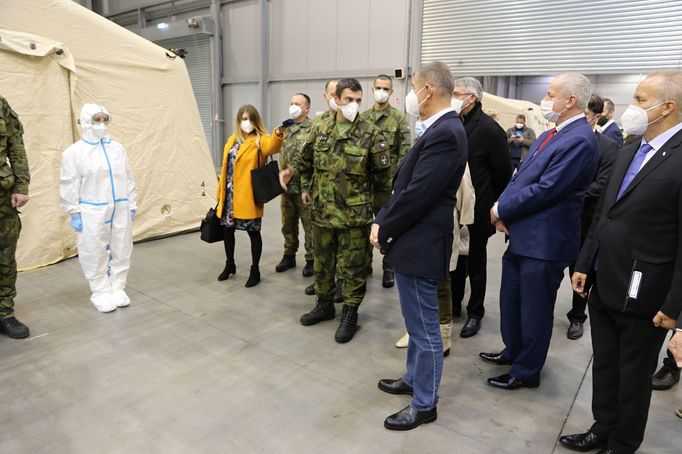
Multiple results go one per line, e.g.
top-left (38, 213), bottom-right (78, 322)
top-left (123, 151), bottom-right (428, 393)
top-left (456, 228), bottom-right (488, 319)
top-left (566, 262), bottom-right (592, 323)
top-left (588, 285), bottom-right (667, 453)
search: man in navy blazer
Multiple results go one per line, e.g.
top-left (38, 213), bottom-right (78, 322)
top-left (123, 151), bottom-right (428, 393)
top-left (370, 62), bottom-right (467, 431)
top-left (600, 98), bottom-right (625, 146)
top-left (480, 73), bottom-right (598, 390)
top-left (561, 70), bottom-right (682, 453)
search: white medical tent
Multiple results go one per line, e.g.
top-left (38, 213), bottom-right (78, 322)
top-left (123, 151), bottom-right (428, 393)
top-left (0, 0), bottom-right (218, 270)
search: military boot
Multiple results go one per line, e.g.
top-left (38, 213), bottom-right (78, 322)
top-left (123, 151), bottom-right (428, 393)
top-left (300, 299), bottom-right (335, 326)
top-left (304, 283), bottom-right (316, 295)
top-left (302, 259), bottom-right (314, 277)
top-left (275, 255), bottom-right (296, 272)
top-left (335, 304), bottom-right (359, 343)
top-left (0, 316), bottom-right (30, 339)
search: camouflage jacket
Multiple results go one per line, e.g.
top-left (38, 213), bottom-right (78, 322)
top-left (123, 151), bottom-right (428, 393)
top-left (292, 113), bottom-right (391, 228)
top-left (279, 117), bottom-right (312, 194)
top-left (0, 96), bottom-right (29, 195)
top-left (360, 104), bottom-right (411, 172)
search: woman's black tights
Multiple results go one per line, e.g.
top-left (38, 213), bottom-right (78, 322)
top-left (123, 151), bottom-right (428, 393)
top-left (223, 227), bottom-right (262, 267)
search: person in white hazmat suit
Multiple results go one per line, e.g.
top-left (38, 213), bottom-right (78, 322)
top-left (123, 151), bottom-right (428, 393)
top-left (60, 104), bottom-right (137, 313)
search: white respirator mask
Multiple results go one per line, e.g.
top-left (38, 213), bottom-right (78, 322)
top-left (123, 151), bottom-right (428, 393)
top-left (620, 102), bottom-right (666, 136)
top-left (339, 101), bottom-right (359, 122)
top-left (374, 89), bottom-right (390, 104)
top-left (289, 104), bottom-right (302, 119)
top-left (240, 119), bottom-right (255, 134)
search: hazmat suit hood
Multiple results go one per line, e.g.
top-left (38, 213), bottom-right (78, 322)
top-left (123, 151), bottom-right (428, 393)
top-left (79, 103), bottom-right (111, 142)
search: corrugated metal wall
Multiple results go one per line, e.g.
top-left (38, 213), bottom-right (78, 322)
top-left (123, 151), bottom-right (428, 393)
top-left (156, 35), bottom-right (214, 156)
top-left (421, 0), bottom-right (682, 75)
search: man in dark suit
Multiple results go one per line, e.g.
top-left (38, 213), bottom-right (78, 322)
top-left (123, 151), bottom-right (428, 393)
top-left (481, 73), bottom-right (598, 390)
top-left (566, 94), bottom-right (619, 340)
top-left (600, 98), bottom-right (625, 146)
top-left (451, 77), bottom-right (512, 338)
top-left (371, 61), bottom-right (467, 431)
top-left (562, 70), bottom-right (682, 454)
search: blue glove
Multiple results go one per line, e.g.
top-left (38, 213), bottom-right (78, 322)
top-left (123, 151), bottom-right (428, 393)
top-left (282, 119), bottom-right (295, 127)
top-left (130, 210), bottom-right (136, 221)
top-left (70, 213), bottom-right (83, 232)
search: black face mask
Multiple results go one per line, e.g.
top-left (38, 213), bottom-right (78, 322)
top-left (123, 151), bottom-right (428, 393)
top-left (597, 116), bottom-right (608, 127)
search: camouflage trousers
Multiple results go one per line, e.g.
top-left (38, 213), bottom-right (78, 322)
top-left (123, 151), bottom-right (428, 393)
top-left (366, 194), bottom-right (393, 273)
top-left (313, 224), bottom-right (370, 307)
top-left (437, 277), bottom-right (452, 324)
top-left (0, 191), bottom-right (20, 319)
top-left (280, 192), bottom-right (313, 261)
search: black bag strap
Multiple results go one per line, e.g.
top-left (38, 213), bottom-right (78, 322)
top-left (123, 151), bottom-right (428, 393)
top-left (255, 136), bottom-right (274, 168)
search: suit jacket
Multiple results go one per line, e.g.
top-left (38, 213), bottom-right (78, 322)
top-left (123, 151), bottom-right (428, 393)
top-left (582, 132), bottom-right (619, 228)
top-left (463, 103), bottom-right (513, 236)
top-left (601, 121), bottom-right (624, 147)
top-left (575, 128), bottom-right (682, 321)
top-left (497, 117), bottom-right (598, 262)
top-left (375, 110), bottom-right (467, 279)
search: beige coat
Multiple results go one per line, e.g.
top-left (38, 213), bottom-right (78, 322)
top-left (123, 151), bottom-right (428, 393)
top-left (450, 164), bottom-right (476, 271)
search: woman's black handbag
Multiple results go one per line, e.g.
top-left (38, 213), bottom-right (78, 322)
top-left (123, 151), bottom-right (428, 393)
top-left (200, 206), bottom-right (223, 243)
top-left (251, 144), bottom-right (284, 204)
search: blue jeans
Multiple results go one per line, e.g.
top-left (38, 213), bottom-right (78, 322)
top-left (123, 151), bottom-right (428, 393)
top-left (395, 271), bottom-right (442, 411)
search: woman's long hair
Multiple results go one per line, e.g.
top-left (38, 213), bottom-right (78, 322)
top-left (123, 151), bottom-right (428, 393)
top-left (234, 104), bottom-right (267, 145)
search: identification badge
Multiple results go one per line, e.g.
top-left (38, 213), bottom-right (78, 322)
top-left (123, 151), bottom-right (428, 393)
top-left (628, 270), bottom-right (642, 299)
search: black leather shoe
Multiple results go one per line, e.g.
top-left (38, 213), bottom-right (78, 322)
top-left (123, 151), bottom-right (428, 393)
top-left (384, 405), bottom-right (437, 431)
top-left (652, 364), bottom-right (680, 390)
top-left (567, 321), bottom-right (584, 340)
top-left (302, 260), bottom-right (314, 277)
top-left (304, 283), bottom-right (316, 295)
top-left (244, 265), bottom-right (260, 287)
top-left (378, 378), bottom-right (413, 395)
top-left (217, 261), bottom-right (236, 281)
top-left (479, 351), bottom-right (512, 365)
top-left (487, 373), bottom-right (539, 390)
top-left (334, 281), bottom-right (344, 303)
top-left (559, 430), bottom-right (607, 452)
top-left (275, 255), bottom-right (296, 272)
top-left (0, 316), bottom-right (30, 339)
top-left (382, 269), bottom-right (395, 288)
top-left (596, 449), bottom-right (615, 454)
top-left (300, 300), bottom-right (335, 326)
top-left (335, 304), bottom-right (358, 343)
top-left (460, 317), bottom-right (481, 338)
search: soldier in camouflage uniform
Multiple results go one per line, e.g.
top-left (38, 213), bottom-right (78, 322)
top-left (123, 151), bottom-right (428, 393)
top-left (0, 96), bottom-right (31, 339)
top-left (360, 74), bottom-right (411, 289)
top-left (275, 93), bottom-right (314, 276)
top-left (303, 79), bottom-right (338, 297)
top-left (282, 78), bottom-right (391, 343)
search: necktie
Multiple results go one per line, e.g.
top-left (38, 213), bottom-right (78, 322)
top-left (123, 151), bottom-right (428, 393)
top-left (616, 142), bottom-right (653, 200)
top-left (532, 128), bottom-right (556, 157)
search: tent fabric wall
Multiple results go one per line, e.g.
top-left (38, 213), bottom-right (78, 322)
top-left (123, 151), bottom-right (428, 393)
top-left (480, 92), bottom-right (548, 135)
top-left (0, 0), bottom-right (218, 270)
top-left (0, 29), bottom-right (79, 269)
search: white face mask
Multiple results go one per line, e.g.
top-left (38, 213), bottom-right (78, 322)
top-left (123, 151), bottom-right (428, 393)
top-left (451, 95), bottom-right (473, 114)
top-left (374, 88), bottom-right (390, 104)
top-left (339, 101), bottom-right (359, 122)
top-left (240, 119), bottom-right (254, 134)
top-left (289, 104), bottom-right (302, 119)
top-left (515, 123), bottom-right (524, 129)
top-left (405, 86), bottom-right (428, 117)
top-left (540, 98), bottom-right (567, 123)
top-left (92, 123), bottom-right (109, 139)
top-left (414, 121), bottom-right (426, 138)
top-left (328, 96), bottom-right (338, 112)
top-left (620, 102), bottom-right (666, 136)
